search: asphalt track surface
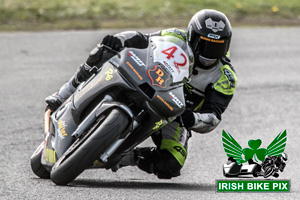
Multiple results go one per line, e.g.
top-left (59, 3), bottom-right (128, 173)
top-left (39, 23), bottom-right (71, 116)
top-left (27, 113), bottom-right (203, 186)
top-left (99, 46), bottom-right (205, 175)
top-left (0, 27), bottom-right (299, 199)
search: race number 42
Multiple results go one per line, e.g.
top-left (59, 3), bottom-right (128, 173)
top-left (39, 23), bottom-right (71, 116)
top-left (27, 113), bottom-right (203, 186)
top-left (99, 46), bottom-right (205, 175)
top-left (161, 46), bottom-right (187, 73)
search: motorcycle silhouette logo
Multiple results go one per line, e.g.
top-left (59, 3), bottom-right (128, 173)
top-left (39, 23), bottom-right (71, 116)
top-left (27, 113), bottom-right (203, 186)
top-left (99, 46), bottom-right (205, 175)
top-left (222, 130), bottom-right (288, 178)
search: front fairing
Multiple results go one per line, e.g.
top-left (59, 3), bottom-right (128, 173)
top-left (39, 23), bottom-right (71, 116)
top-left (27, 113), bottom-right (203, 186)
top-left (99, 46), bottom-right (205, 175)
top-left (73, 36), bottom-right (190, 119)
top-left (109, 37), bottom-right (190, 119)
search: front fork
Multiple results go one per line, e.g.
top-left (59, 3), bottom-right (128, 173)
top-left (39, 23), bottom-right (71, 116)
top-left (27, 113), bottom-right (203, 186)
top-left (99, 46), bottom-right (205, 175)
top-left (71, 94), bottom-right (114, 138)
top-left (44, 109), bottom-right (51, 134)
top-left (99, 120), bottom-right (139, 163)
top-left (71, 94), bottom-right (139, 164)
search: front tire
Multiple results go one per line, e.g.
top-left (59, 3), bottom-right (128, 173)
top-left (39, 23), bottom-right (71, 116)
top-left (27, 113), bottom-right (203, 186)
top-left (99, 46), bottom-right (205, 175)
top-left (50, 108), bottom-right (129, 185)
top-left (30, 142), bottom-right (51, 179)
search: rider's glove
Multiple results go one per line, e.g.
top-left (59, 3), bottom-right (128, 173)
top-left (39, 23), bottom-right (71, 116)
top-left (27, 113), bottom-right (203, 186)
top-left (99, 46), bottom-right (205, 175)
top-left (175, 108), bottom-right (195, 128)
top-left (101, 35), bottom-right (123, 51)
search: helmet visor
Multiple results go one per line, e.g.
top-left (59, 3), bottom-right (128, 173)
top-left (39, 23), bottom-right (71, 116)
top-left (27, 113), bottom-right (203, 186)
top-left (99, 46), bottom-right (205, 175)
top-left (191, 33), bottom-right (230, 59)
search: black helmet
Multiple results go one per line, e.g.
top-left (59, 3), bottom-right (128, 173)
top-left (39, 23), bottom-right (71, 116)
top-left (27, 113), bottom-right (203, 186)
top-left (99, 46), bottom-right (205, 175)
top-left (187, 9), bottom-right (232, 69)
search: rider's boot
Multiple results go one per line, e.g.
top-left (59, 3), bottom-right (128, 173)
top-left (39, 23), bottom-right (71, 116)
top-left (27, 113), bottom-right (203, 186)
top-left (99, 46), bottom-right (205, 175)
top-left (112, 147), bottom-right (182, 179)
top-left (45, 76), bottom-right (77, 111)
top-left (45, 63), bottom-right (93, 111)
top-left (111, 149), bottom-right (138, 172)
top-left (111, 147), bottom-right (157, 172)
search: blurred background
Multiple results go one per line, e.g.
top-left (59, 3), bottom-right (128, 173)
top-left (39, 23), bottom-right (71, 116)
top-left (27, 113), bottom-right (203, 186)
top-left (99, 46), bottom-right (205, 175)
top-left (1, 0), bottom-right (299, 31)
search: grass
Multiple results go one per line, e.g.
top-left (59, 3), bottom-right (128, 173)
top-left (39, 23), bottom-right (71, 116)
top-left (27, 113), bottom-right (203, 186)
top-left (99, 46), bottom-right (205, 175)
top-left (0, 0), bottom-right (299, 31)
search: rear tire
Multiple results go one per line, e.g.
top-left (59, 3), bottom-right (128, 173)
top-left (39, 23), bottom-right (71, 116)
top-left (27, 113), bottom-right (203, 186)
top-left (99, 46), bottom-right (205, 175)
top-left (30, 142), bottom-right (51, 179)
top-left (50, 108), bottom-right (129, 185)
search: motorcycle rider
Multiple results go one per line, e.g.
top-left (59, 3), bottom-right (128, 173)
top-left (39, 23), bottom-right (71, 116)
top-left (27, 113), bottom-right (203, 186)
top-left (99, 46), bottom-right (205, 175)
top-left (46, 9), bottom-right (237, 179)
top-left (261, 153), bottom-right (288, 178)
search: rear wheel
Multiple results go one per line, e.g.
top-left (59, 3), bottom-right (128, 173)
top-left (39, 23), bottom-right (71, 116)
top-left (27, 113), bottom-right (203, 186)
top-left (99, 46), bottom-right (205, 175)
top-left (30, 142), bottom-right (50, 179)
top-left (50, 108), bottom-right (129, 185)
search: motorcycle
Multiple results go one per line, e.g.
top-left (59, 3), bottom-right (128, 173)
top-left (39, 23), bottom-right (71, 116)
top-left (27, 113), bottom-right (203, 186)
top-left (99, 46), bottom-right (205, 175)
top-left (30, 36), bottom-right (191, 185)
top-left (261, 154), bottom-right (287, 178)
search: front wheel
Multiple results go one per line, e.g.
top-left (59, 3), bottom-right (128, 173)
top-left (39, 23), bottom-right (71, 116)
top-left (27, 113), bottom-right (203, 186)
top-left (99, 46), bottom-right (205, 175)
top-left (30, 142), bottom-right (50, 179)
top-left (50, 108), bottom-right (130, 185)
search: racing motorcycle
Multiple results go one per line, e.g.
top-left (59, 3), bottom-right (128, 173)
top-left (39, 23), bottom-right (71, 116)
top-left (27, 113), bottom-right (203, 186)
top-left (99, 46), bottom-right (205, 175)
top-left (30, 36), bottom-right (191, 185)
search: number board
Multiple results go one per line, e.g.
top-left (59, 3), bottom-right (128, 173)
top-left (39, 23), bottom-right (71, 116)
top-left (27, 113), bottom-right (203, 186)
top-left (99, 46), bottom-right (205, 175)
top-left (152, 40), bottom-right (190, 83)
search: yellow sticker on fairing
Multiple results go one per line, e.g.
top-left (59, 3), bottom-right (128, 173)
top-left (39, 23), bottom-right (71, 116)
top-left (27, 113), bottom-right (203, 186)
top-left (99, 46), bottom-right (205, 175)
top-left (105, 68), bottom-right (114, 81)
top-left (45, 148), bottom-right (56, 163)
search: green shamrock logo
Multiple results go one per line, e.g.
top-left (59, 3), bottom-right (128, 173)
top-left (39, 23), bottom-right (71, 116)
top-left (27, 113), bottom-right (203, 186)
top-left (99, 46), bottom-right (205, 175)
top-left (222, 130), bottom-right (287, 164)
top-left (242, 139), bottom-right (268, 162)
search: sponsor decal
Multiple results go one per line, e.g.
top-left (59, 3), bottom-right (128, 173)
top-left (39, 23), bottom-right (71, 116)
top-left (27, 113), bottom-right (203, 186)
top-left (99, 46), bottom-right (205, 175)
top-left (223, 68), bottom-right (235, 88)
top-left (207, 33), bottom-right (221, 39)
top-left (45, 148), bottom-right (56, 163)
top-left (147, 65), bottom-right (170, 88)
top-left (174, 146), bottom-right (187, 158)
top-left (58, 120), bottom-right (68, 137)
top-left (126, 61), bottom-right (143, 80)
top-left (205, 18), bottom-right (225, 33)
top-left (128, 51), bottom-right (146, 67)
top-left (214, 66), bottom-right (236, 95)
top-left (156, 94), bottom-right (173, 111)
top-left (217, 130), bottom-right (289, 192)
top-left (162, 61), bottom-right (175, 73)
top-left (105, 67), bottom-right (114, 81)
top-left (42, 134), bottom-right (56, 164)
top-left (169, 92), bottom-right (184, 108)
top-left (200, 36), bottom-right (224, 43)
top-left (153, 120), bottom-right (168, 130)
